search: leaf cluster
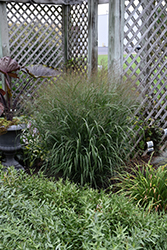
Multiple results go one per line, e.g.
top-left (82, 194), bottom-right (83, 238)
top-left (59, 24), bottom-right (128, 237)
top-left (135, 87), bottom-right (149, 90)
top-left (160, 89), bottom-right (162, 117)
top-left (114, 162), bottom-right (167, 213)
top-left (133, 116), bottom-right (162, 154)
top-left (0, 56), bottom-right (60, 121)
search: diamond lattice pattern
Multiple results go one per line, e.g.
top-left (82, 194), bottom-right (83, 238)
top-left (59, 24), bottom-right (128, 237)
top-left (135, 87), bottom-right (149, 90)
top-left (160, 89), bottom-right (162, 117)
top-left (68, 1), bottom-right (88, 73)
top-left (6, 2), bottom-right (63, 110)
top-left (124, 0), bottom-right (167, 151)
top-left (7, 2), bottom-right (63, 67)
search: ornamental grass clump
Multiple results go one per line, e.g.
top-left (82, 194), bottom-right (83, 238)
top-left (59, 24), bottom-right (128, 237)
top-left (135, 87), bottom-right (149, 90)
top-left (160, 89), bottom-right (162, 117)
top-left (115, 162), bottom-right (167, 212)
top-left (28, 70), bottom-right (139, 187)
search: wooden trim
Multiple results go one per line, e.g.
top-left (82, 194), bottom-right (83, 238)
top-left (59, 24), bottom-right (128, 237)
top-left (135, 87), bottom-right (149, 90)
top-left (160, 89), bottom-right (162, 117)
top-left (0, 2), bottom-right (10, 57)
top-left (108, 0), bottom-right (124, 76)
top-left (98, 0), bottom-right (109, 4)
top-left (62, 4), bottom-right (69, 69)
top-left (88, 0), bottom-right (98, 76)
top-left (0, 2), bottom-right (10, 93)
top-left (0, 0), bottom-right (84, 4)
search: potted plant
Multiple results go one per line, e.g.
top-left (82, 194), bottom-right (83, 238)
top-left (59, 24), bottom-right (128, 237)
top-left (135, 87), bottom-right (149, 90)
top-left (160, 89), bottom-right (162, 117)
top-left (0, 56), bottom-right (59, 170)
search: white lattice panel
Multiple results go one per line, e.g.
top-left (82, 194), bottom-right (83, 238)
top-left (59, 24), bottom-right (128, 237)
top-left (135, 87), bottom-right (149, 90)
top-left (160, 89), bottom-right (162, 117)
top-left (6, 2), bottom-right (63, 112)
top-left (67, 1), bottom-right (88, 73)
top-left (124, 0), bottom-right (167, 152)
top-left (7, 2), bottom-right (63, 67)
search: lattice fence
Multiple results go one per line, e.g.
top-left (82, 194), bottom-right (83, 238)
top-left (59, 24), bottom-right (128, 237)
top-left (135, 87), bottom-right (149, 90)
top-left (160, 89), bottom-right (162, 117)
top-left (6, 2), bottom-right (63, 109)
top-left (5, 1), bottom-right (88, 111)
top-left (3, 0), bottom-right (167, 153)
top-left (123, 0), bottom-right (167, 153)
top-left (7, 3), bottom-right (63, 67)
top-left (67, 1), bottom-right (88, 73)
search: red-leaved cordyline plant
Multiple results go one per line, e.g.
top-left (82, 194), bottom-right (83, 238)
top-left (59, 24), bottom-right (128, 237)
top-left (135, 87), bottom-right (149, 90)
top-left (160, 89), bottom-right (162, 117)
top-left (0, 56), bottom-right (60, 121)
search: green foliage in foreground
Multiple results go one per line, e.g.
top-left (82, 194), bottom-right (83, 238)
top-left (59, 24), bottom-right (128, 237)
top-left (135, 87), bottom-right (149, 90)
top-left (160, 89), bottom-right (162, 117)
top-left (25, 71), bottom-right (139, 188)
top-left (1, 167), bottom-right (167, 250)
top-left (115, 162), bottom-right (167, 213)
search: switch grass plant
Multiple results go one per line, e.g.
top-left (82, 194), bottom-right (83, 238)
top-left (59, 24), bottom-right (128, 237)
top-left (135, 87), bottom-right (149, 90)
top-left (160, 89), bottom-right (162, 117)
top-left (114, 160), bottom-right (167, 213)
top-left (26, 70), bottom-right (140, 188)
top-left (1, 166), bottom-right (167, 249)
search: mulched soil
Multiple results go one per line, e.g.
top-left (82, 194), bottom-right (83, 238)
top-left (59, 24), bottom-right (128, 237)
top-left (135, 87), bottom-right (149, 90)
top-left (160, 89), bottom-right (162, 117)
top-left (23, 152), bottom-right (159, 183)
top-left (127, 153), bottom-right (157, 169)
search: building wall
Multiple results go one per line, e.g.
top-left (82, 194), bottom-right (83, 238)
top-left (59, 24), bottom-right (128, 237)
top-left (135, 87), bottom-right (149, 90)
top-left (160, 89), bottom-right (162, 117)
top-left (98, 14), bottom-right (108, 47)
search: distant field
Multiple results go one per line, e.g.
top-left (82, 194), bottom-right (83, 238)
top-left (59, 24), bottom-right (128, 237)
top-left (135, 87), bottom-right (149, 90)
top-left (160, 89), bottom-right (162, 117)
top-left (98, 55), bottom-right (108, 66)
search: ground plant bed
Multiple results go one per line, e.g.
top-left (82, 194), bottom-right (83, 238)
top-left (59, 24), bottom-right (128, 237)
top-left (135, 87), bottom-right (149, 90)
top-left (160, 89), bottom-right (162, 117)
top-left (0, 164), bottom-right (167, 249)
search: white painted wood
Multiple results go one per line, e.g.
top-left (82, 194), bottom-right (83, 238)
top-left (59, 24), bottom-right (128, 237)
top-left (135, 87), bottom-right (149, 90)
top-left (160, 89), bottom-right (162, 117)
top-left (0, 0), bottom-right (109, 3)
top-left (108, 0), bottom-right (124, 76)
top-left (0, 2), bottom-right (10, 57)
top-left (98, 0), bottom-right (109, 3)
top-left (0, 2), bottom-right (10, 91)
top-left (88, 0), bottom-right (98, 76)
top-left (0, 0), bottom-right (84, 4)
top-left (62, 5), bottom-right (69, 67)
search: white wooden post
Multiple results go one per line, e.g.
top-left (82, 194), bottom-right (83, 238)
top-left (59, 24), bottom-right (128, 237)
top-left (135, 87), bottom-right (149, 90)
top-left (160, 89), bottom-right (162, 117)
top-left (108, 0), bottom-right (124, 77)
top-left (88, 0), bottom-right (98, 76)
top-left (0, 2), bottom-right (10, 57)
top-left (0, 2), bottom-right (10, 89)
top-left (62, 4), bottom-right (69, 71)
top-left (140, 1), bottom-right (153, 89)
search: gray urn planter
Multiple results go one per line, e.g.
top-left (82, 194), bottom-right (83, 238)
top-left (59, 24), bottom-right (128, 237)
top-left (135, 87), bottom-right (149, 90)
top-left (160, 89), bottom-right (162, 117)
top-left (0, 124), bottom-right (25, 170)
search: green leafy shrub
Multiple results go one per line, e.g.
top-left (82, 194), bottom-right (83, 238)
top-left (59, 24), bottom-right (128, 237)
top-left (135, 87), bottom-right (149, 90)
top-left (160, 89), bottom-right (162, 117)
top-left (27, 71), bottom-right (139, 187)
top-left (114, 162), bottom-right (167, 212)
top-left (0, 166), bottom-right (167, 249)
top-left (20, 119), bottom-right (48, 170)
top-left (133, 115), bottom-right (162, 155)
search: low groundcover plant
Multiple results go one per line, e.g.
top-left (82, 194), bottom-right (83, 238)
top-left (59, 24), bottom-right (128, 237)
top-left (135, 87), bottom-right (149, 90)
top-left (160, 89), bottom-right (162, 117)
top-left (24, 70), bottom-right (140, 187)
top-left (0, 166), bottom-right (167, 249)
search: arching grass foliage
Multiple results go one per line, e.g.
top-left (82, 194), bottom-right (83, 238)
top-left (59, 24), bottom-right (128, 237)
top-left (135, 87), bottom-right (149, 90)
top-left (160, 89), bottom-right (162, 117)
top-left (25, 70), bottom-right (139, 187)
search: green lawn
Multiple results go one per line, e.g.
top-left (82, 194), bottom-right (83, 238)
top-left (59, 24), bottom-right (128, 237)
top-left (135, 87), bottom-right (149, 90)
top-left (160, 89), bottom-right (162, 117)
top-left (98, 54), bottom-right (141, 70)
top-left (98, 55), bottom-right (108, 66)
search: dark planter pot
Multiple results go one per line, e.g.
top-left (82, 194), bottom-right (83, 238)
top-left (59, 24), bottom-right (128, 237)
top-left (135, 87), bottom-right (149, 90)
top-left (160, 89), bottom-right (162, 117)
top-left (0, 124), bottom-right (25, 170)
